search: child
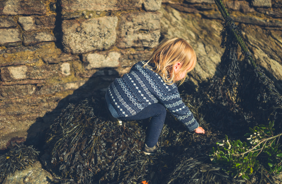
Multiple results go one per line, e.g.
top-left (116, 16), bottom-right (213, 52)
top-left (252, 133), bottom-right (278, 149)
top-left (105, 38), bottom-right (205, 155)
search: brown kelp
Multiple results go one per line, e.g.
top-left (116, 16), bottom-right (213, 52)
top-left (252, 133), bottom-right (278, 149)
top-left (45, 97), bottom-right (162, 183)
top-left (0, 143), bottom-right (39, 183)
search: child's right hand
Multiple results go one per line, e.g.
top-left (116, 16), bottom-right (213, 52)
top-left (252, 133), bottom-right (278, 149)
top-left (194, 126), bottom-right (205, 134)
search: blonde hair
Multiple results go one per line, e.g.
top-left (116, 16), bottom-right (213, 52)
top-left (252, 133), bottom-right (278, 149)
top-left (144, 37), bottom-right (196, 85)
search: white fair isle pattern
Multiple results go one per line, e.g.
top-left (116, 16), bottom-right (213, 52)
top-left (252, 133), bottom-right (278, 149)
top-left (131, 71), bottom-right (158, 104)
top-left (136, 64), bottom-right (180, 101)
top-left (184, 117), bottom-right (196, 126)
top-left (165, 100), bottom-right (183, 108)
top-left (112, 83), bottom-right (136, 116)
top-left (176, 110), bottom-right (192, 120)
top-left (116, 78), bottom-right (143, 110)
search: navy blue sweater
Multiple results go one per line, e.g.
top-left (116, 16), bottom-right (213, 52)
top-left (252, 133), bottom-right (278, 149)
top-left (105, 61), bottom-right (199, 132)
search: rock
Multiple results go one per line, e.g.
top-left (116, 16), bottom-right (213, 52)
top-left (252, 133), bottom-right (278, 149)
top-left (170, 4), bottom-right (199, 13)
top-left (2, 161), bottom-right (53, 184)
top-left (0, 85), bottom-right (36, 98)
top-left (83, 52), bottom-right (121, 69)
top-left (23, 31), bottom-right (56, 46)
top-left (18, 16), bottom-right (56, 31)
top-left (1, 0), bottom-right (46, 15)
top-left (0, 29), bottom-right (21, 45)
top-left (18, 16), bottom-right (35, 31)
top-left (61, 0), bottom-right (142, 14)
top-left (226, 1), bottom-right (255, 13)
top-left (143, 0), bottom-right (162, 11)
top-left (61, 62), bottom-right (71, 76)
top-left (43, 53), bottom-right (80, 64)
top-left (185, 0), bottom-right (215, 4)
top-left (7, 66), bottom-right (28, 80)
top-left (160, 6), bottom-right (224, 83)
top-left (0, 17), bottom-right (17, 28)
top-left (252, 0), bottom-right (272, 7)
top-left (62, 16), bottom-right (118, 54)
top-left (117, 12), bottom-right (161, 48)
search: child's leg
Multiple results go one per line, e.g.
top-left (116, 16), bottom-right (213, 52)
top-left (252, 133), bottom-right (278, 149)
top-left (118, 103), bottom-right (166, 147)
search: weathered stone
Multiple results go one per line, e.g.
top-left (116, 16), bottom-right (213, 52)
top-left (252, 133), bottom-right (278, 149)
top-left (83, 52), bottom-right (121, 69)
top-left (62, 16), bottom-right (118, 54)
top-left (117, 12), bottom-right (161, 48)
top-left (61, 0), bottom-right (142, 14)
top-left (0, 85), bottom-right (36, 98)
top-left (234, 15), bottom-right (282, 27)
top-left (0, 29), bottom-right (21, 45)
top-left (18, 16), bottom-right (35, 31)
top-left (8, 66), bottom-right (28, 80)
top-left (2, 161), bottom-right (53, 184)
top-left (170, 4), bottom-right (199, 13)
top-left (43, 53), bottom-right (80, 64)
top-left (252, 0), bottom-right (272, 7)
top-left (120, 50), bottom-right (152, 67)
top-left (185, 0), bottom-right (215, 4)
top-left (226, 1), bottom-right (255, 13)
top-left (0, 17), bottom-right (17, 28)
top-left (143, 0), bottom-right (162, 11)
top-left (23, 31), bottom-right (56, 46)
top-left (61, 62), bottom-right (71, 76)
top-left (1, 0), bottom-right (46, 15)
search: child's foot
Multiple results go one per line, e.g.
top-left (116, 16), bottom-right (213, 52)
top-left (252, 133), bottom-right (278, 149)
top-left (143, 142), bottom-right (159, 155)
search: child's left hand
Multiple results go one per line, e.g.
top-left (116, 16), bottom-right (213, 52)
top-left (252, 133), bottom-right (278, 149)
top-left (194, 126), bottom-right (205, 134)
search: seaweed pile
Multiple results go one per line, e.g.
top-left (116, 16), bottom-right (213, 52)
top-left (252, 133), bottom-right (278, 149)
top-left (0, 143), bottom-right (39, 183)
top-left (44, 97), bottom-right (162, 183)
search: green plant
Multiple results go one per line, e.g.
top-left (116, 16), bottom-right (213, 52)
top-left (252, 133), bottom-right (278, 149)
top-left (210, 121), bottom-right (282, 180)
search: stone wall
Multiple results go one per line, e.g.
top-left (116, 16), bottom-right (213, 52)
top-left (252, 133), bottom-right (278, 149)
top-left (0, 0), bottom-right (282, 149)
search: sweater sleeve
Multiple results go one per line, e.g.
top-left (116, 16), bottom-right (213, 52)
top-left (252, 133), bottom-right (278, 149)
top-left (154, 86), bottom-right (199, 132)
top-left (134, 61), bottom-right (199, 131)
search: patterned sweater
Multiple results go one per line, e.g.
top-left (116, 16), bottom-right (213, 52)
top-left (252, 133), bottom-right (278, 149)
top-left (105, 61), bottom-right (199, 132)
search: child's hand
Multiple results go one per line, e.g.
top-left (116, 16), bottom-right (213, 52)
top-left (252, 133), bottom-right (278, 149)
top-left (194, 126), bottom-right (205, 134)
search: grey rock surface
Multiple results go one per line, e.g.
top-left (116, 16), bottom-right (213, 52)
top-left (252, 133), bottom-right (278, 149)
top-left (83, 52), bottom-right (121, 69)
top-left (252, 0), bottom-right (272, 7)
top-left (117, 12), bottom-right (161, 48)
top-left (61, 0), bottom-right (142, 13)
top-left (185, 0), bottom-right (215, 4)
top-left (2, 161), bottom-right (53, 184)
top-left (0, 17), bottom-right (17, 28)
top-left (143, 0), bottom-right (162, 11)
top-left (23, 31), bottom-right (56, 46)
top-left (62, 16), bottom-right (118, 54)
top-left (1, 0), bottom-right (46, 15)
top-left (0, 29), bottom-right (21, 45)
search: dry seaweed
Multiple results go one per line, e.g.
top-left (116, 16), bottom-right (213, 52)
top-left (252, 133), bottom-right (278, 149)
top-left (0, 143), bottom-right (39, 183)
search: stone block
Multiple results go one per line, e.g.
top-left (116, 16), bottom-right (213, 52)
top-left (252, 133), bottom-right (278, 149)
top-left (62, 16), bottom-right (118, 54)
top-left (117, 12), bottom-right (161, 48)
top-left (185, 0), bottom-right (215, 4)
top-left (1, 0), bottom-right (46, 15)
top-left (43, 53), bottom-right (80, 64)
top-left (1, 64), bottom-right (61, 81)
top-left (0, 17), bottom-right (17, 28)
top-left (23, 31), bottom-right (56, 46)
top-left (61, 62), bottom-right (71, 76)
top-left (143, 0), bottom-right (162, 11)
top-left (0, 85), bottom-right (36, 98)
top-left (61, 0), bottom-right (142, 14)
top-left (83, 52), bottom-right (121, 69)
top-left (18, 16), bottom-right (35, 31)
top-left (252, 0), bottom-right (272, 7)
top-left (8, 66), bottom-right (28, 80)
top-left (0, 29), bottom-right (21, 45)
top-left (120, 50), bottom-right (152, 67)
top-left (18, 16), bottom-right (56, 31)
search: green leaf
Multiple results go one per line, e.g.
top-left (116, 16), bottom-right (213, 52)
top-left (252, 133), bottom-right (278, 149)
top-left (265, 151), bottom-right (272, 156)
top-left (268, 163), bottom-right (273, 168)
top-left (277, 166), bottom-right (282, 172)
top-left (242, 175), bottom-right (250, 180)
top-left (276, 153), bottom-right (282, 157)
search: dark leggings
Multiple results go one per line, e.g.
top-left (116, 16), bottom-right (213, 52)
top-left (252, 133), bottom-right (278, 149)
top-left (118, 103), bottom-right (166, 147)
